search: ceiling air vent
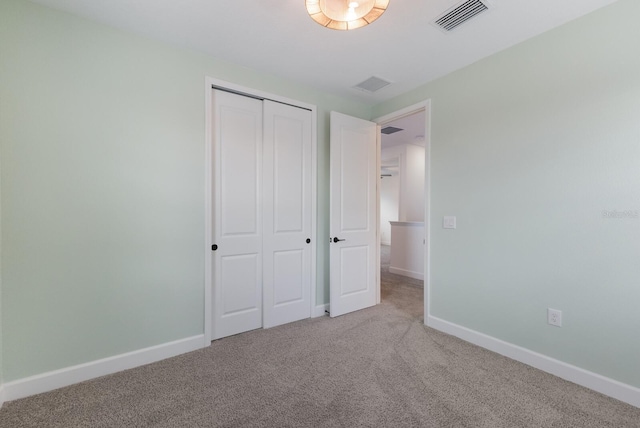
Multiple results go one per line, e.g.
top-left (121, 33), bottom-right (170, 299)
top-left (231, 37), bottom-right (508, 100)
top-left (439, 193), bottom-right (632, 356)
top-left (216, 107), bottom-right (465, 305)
top-left (353, 76), bottom-right (392, 93)
top-left (434, 0), bottom-right (490, 32)
top-left (381, 126), bottom-right (403, 135)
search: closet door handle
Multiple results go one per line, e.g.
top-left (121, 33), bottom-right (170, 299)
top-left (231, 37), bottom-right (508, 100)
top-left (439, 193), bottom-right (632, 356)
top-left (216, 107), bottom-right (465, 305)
top-left (306, 238), bottom-right (311, 244)
top-left (333, 237), bottom-right (345, 243)
top-left (211, 244), bottom-right (218, 251)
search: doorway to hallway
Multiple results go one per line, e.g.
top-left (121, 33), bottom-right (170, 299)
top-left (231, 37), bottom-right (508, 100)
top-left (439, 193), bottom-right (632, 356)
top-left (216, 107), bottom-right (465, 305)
top-left (374, 101), bottom-right (430, 319)
top-left (380, 243), bottom-right (424, 320)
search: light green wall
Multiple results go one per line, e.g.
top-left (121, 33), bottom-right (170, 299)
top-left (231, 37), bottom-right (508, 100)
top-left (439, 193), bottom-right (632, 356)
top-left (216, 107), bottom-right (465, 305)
top-left (373, 0), bottom-right (640, 388)
top-left (0, 0), bottom-right (370, 381)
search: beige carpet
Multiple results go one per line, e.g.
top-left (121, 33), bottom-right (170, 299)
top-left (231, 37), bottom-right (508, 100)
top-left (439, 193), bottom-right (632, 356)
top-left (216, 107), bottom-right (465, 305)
top-left (1, 250), bottom-right (639, 427)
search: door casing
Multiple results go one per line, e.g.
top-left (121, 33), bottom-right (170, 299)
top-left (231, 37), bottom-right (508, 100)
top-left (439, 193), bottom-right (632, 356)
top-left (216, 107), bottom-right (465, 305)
top-left (373, 100), bottom-right (432, 324)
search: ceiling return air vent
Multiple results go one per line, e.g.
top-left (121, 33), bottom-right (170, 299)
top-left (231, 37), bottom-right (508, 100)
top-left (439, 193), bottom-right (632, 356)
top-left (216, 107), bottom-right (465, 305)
top-left (433, 0), bottom-right (490, 32)
top-left (381, 126), bottom-right (403, 135)
top-left (353, 76), bottom-right (392, 93)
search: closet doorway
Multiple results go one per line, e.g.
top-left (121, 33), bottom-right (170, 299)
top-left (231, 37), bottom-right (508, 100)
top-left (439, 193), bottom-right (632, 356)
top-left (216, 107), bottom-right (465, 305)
top-left (205, 80), bottom-right (318, 342)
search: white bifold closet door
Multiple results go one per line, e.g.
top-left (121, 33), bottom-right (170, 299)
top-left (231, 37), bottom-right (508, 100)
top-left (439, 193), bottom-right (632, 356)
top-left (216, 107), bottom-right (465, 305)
top-left (212, 90), bottom-right (312, 340)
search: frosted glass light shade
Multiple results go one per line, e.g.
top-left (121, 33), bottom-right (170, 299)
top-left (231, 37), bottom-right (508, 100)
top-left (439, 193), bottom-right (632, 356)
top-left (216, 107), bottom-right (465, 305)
top-left (306, 0), bottom-right (389, 30)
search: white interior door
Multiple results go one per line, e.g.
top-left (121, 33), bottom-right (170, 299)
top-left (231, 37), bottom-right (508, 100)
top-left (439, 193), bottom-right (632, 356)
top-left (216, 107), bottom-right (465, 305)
top-left (212, 90), bottom-right (263, 339)
top-left (262, 100), bottom-right (312, 328)
top-left (329, 111), bottom-right (378, 317)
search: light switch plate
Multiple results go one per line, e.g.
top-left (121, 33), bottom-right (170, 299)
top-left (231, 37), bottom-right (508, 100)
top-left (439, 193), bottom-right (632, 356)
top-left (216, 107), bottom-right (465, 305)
top-left (443, 216), bottom-right (456, 229)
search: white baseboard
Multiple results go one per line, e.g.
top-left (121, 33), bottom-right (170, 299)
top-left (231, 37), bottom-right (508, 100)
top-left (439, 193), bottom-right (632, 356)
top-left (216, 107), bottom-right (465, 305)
top-left (3, 335), bottom-right (205, 403)
top-left (389, 266), bottom-right (424, 280)
top-left (427, 315), bottom-right (640, 408)
top-left (0, 384), bottom-right (5, 409)
top-left (313, 304), bottom-right (329, 318)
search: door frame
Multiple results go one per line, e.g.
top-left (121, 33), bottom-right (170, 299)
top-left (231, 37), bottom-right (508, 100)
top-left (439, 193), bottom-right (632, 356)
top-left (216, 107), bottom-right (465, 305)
top-left (204, 76), bottom-right (318, 345)
top-left (373, 99), bottom-right (432, 322)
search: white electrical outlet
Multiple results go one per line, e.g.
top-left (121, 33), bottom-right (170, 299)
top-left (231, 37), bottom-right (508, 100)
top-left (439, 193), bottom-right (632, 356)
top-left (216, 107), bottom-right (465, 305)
top-left (547, 308), bottom-right (562, 327)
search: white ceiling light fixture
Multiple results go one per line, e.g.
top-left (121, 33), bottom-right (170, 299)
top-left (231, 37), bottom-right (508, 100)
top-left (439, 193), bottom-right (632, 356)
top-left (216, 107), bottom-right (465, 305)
top-left (306, 0), bottom-right (390, 30)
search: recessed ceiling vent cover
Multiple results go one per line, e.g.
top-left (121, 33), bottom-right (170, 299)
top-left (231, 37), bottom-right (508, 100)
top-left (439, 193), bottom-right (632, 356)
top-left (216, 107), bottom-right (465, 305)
top-left (381, 126), bottom-right (403, 135)
top-left (353, 76), bottom-right (391, 93)
top-left (434, 0), bottom-right (490, 32)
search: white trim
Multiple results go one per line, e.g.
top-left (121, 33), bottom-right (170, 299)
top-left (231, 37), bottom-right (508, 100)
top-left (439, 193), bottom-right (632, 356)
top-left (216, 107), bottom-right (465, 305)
top-left (376, 124), bottom-right (382, 305)
top-left (427, 316), bottom-right (640, 408)
top-left (389, 221), bottom-right (424, 227)
top-left (374, 100), bottom-right (432, 322)
top-left (424, 100), bottom-right (432, 321)
top-left (389, 267), bottom-right (424, 280)
top-left (208, 78), bottom-right (316, 112)
top-left (3, 335), bottom-right (204, 402)
top-left (0, 384), bottom-right (5, 409)
top-left (204, 77), bottom-right (318, 341)
top-left (310, 109), bottom-right (318, 320)
top-left (313, 304), bottom-right (329, 318)
top-left (204, 77), bottom-right (214, 346)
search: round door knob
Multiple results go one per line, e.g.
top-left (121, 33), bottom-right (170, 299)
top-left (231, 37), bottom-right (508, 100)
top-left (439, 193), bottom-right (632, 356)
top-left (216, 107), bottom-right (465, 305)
top-left (306, 238), bottom-right (311, 244)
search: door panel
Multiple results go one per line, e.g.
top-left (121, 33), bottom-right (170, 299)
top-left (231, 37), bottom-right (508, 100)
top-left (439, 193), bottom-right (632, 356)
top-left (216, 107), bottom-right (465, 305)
top-left (221, 254), bottom-right (260, 314)
top-left (330, 111), bottom-right (378, 317)
top-left (263, 100), bottom-right (312, 328)
top-left (339, 246), bottom-right (370, 295)
top-left (340, 129), bottom-right (371, 231)
top-left (273, 250), bottom-right (304, 304)
top-left (213, 90), bottom-right (263, 339)
top-left (274, 126), bottom-right (304, 233)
